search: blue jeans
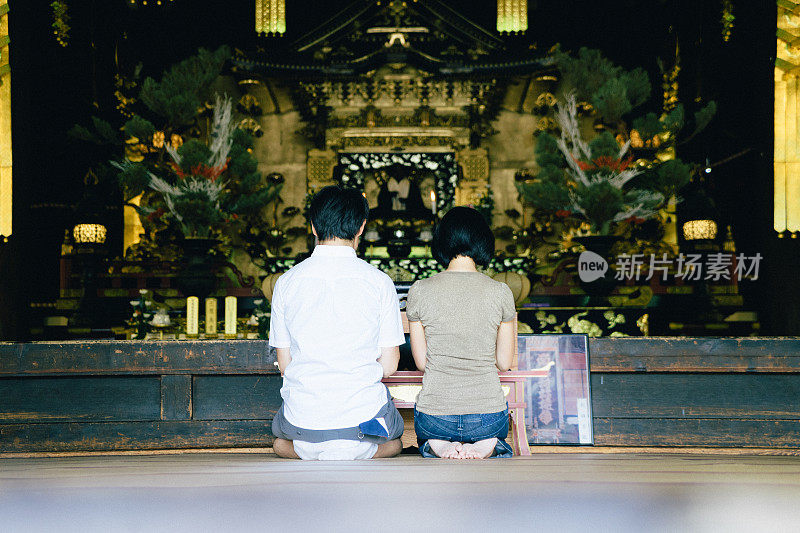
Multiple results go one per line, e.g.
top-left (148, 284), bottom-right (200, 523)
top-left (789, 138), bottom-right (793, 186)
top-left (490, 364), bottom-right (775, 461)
top-left (414, 406), bottom-right (514, 458)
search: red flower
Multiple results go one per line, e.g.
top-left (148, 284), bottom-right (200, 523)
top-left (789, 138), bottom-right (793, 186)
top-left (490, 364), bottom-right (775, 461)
top-left (574, 155), bottom-right (634, 173)
top-left (625, 216), bottom-right (645, 225)
top-left (186, 161), bottom-right (229, 181)
top-left (145, 207), bottom-right (166, 222)
top-left (169, 162), bottom-right (186, 179)
top-left (555, 209), bottom-right (572, 218)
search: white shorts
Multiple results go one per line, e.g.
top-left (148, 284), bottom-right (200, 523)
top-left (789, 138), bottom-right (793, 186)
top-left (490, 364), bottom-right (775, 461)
top-left (293, 439), bottom-right (378, 461)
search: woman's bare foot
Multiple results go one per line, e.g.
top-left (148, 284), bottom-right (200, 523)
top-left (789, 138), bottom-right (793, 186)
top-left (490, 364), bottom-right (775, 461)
top-left (428, 439), bottom-right (463, 459)
top-left (460, 438), bottom-right (497, 459)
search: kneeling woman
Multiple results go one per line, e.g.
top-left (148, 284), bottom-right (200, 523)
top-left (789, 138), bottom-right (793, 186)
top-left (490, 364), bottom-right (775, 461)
top-left (406, 206), bottom-right (517, 459)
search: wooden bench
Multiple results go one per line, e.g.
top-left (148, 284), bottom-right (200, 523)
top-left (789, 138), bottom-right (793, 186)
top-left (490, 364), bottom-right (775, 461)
top-left (383, 312), bottom-right (550, 455)
top-left (383, 369), bottom-right (552, 456)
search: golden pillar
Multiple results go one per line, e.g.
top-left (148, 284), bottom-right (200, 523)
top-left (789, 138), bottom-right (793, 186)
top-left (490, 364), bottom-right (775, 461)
top-left (775, 3), bottom-right (800, 235)
top-left (0, 2), bottom-right (10, 241)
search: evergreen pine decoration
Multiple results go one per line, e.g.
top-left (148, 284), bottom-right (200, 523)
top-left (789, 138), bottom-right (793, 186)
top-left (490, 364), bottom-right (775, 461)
top-left (591, 77), bottom-right (633, 124)
top-left (70, 46), bottom-right (283, 248)
top-left (521, 132), bottom-right (571, 211)
top-left (518, 95), bottom-right (664, 235)
top-left (138, 46), bottom-right (230, 126)
top-left (554, 47), bottom-right (622, 103)
top-left (524, 46), bottom-right (717, 238)
top-left (113, 96), bottom-right (280, 239)
top-left (554, 47), bottom-right (650, 125)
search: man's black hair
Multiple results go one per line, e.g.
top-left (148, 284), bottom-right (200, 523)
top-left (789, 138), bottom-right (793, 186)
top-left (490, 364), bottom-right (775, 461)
top-left (432, 206), bottom-right (494, 267)
top-left (309, 185), bottom-right (369, 242)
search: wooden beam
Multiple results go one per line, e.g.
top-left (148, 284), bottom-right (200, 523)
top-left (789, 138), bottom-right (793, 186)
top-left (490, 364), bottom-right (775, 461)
top-left (161, 375), bottom-right (192, 420)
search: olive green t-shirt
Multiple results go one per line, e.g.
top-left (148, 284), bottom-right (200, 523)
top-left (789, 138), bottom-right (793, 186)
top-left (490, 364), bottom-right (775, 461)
top-left (406, 271), bottom-right (516, 416)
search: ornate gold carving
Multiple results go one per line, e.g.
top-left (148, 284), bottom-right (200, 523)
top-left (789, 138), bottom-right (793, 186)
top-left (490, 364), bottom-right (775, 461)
top-left (455, 148), bottom-right (488, 207)
top-left (340, 136), bottom-right (458, 149)
top-left (306, 149), bottom-right (337, 190)
top-left (458, 148), bottom-right (489, 182)
top-left (456, 184), bottom-right (486, 207)
top-left (537, 116), bottom-right (558, 132)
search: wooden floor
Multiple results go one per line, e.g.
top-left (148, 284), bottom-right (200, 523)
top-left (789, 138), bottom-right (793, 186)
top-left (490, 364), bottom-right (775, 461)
top-left (3, 452), bottom-right (800, 532)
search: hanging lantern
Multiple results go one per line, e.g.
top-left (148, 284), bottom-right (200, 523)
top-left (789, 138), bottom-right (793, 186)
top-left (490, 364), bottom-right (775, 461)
top-left (497, 0), bottom-right (527, 34)
top-left (776, 3), bottom-right (800, 236)
top-left (678, 184), bottom-right (719, 249)
top-left (255, 0), bottom-right (286, 35)
top-left (682, 220), bottom-right (718, 241)
top-left (72, 223), bottom-right (107, 245)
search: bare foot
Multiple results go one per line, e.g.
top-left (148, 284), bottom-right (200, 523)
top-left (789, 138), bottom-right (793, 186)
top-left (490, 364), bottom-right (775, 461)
top-left (428, 439), bottom-right (463, 459)
top-left (460, 438), bottom-right (497, 459)
top-left (272, 438), bottom-right (299, 459)
top-left (373, 438), bottom-right (402, 458)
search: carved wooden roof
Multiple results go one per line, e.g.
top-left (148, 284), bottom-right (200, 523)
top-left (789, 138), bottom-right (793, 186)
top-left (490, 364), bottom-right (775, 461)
top-left (231, 0), bottom-right (549, 79)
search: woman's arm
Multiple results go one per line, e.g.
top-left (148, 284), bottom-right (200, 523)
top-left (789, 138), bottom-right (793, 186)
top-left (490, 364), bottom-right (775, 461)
top-left (408, 320), bottom-right (427, 371)
top-left (495, 321), bottom-right (516, 371)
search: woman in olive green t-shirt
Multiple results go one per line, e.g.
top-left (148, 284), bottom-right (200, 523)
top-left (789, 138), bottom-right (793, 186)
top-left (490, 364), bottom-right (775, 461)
top-left (406, 207), bottom-right (517, 459)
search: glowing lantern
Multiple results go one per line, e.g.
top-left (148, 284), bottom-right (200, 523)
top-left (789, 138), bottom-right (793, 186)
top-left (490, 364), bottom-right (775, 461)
top-left (73, 223), bottom-right (107, 244)
top-left (497, 0), bottom-right (527, 34)
top-left (678, 184), bottom-right (719, 247)
top-left (682, 220), bottom-right (718, 241)
top-left (256, 0), bottom-right (286, 35)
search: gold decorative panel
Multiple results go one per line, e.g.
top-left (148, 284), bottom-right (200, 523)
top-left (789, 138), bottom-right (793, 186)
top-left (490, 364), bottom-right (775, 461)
top-left (458, 148), bottom-right (489, 182)
top-left (307, 149), bottom-right (337, 190)
top-left (456, 148), bottom-right (489, 206)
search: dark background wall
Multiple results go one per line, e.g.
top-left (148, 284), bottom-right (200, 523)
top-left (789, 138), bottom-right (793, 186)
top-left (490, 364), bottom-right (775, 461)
top-left (2, 0), bottom-right (789, 338)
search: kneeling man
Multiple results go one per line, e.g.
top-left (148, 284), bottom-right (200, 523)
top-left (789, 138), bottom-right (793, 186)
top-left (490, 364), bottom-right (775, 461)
top-left (269, 186), bottom-right (405, 460)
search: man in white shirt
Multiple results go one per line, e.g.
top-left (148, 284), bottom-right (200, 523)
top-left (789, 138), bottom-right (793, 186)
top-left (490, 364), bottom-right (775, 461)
top-left (269, 186), bottom-right (406, 460)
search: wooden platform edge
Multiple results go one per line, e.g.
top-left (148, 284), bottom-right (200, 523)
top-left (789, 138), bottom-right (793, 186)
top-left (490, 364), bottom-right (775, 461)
top-left (5, 446), bottom-right (800, 459)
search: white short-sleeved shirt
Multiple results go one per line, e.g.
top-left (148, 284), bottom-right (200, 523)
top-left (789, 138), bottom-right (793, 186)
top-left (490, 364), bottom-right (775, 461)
top-left (269, 245), bottom-right (405, 431)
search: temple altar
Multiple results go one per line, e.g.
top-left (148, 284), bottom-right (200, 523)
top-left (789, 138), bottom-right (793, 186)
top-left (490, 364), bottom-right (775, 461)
top-left (9, 0), bottom-right (757, 340)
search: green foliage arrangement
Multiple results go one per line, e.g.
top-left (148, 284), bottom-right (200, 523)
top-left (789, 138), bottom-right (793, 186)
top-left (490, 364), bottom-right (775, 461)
top-left (554, 47), bottom-right (650, 124)
top-left (519, 96), bottom-right (662, 235)
top-left (72, 46), bottom-right (281, 245)
top-left (518, 47), bottom-right (717, 236)
top-left (113, 96), bottom-right (279, 239)
top-left (139, 47), bottom-right (229, 126)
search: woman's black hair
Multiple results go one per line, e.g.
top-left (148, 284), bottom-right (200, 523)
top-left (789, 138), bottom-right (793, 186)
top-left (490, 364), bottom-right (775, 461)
top-left (309, 185), bottom-right (369, 241)
top-left (432, 206), bottom-right (495, 267)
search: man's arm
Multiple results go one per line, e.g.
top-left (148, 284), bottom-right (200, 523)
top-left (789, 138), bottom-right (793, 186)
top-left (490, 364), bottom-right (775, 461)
top-left (408, 320), bottom-right (427, 371)
top-left (377, 346), bottom-right (400, 378)
top-left (276, 347), bottom-right (291, 376)
top-left (376, 276), bottom-right (405, 378)
top-left (268, 277), bottom-right (292, 374)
